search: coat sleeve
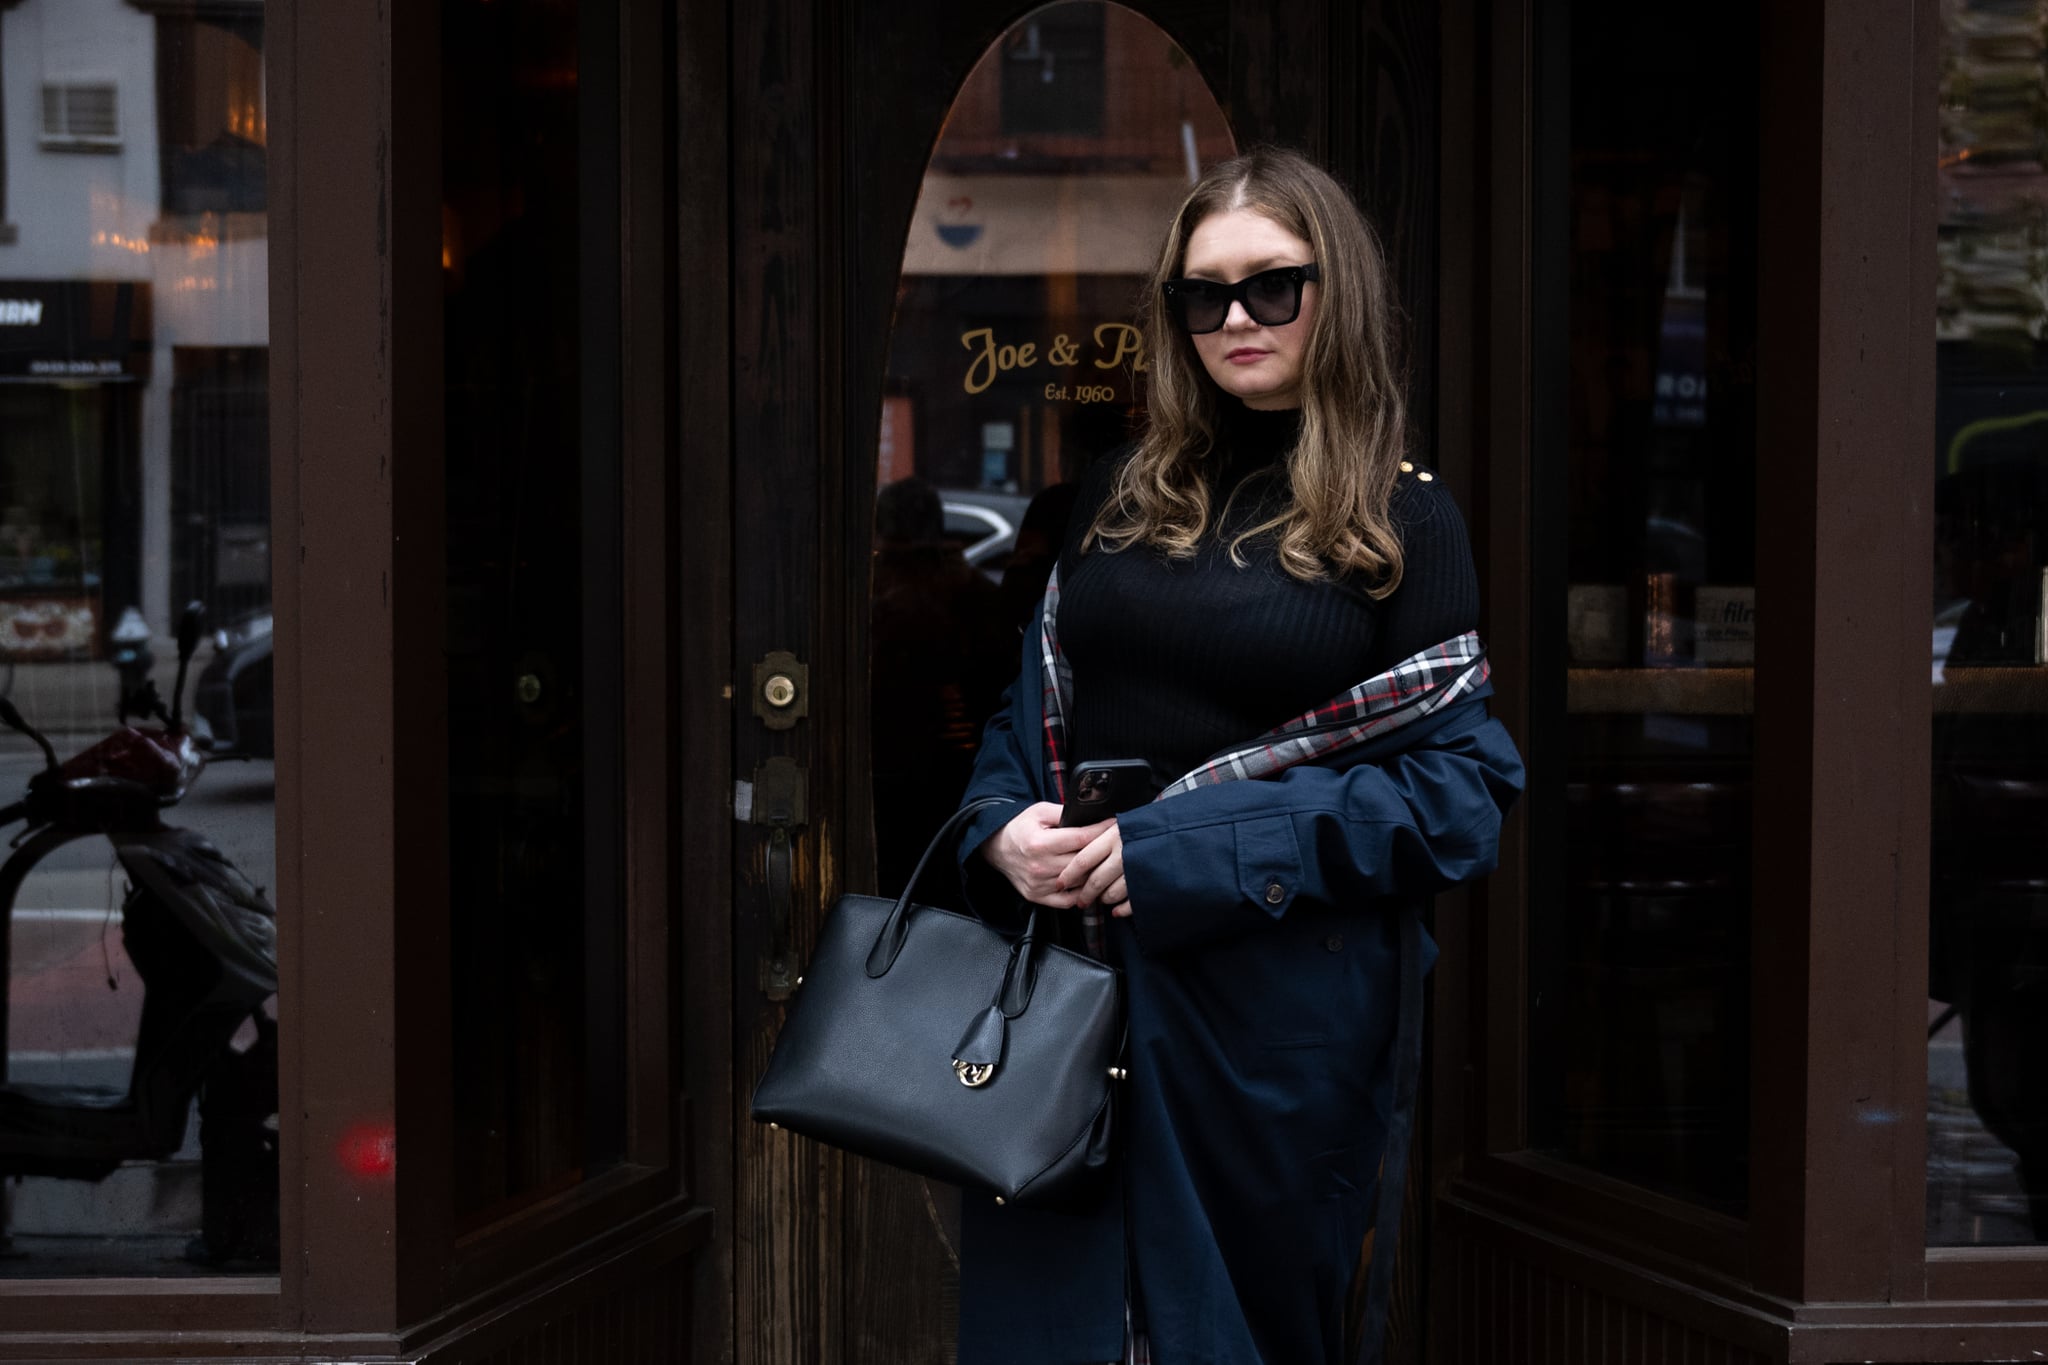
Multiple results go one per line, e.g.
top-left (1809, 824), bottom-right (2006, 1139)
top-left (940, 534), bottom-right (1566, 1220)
top-left (1114, 694), bottom-right (1524, 958)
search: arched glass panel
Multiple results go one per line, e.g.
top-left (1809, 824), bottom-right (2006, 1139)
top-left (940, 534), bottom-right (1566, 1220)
top-left (869, 1), bottom-right (1233, 896)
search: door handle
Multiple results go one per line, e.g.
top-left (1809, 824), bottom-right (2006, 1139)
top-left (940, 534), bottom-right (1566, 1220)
top-left (764, 822), bottom-right (794, 999)
top-left (752, 756), bottom-right (807, 1001)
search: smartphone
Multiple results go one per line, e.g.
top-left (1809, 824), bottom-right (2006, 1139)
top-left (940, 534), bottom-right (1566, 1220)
top-left (1060, 759), bottom-right (1161, 827)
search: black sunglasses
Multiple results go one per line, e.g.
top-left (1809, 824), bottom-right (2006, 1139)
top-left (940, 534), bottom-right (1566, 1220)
top-left (1161, 263), bottom-right (1320, 334)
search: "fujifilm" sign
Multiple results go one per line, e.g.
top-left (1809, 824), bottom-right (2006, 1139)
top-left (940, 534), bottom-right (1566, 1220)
top-left (0, 300), bottom-right (44, 326)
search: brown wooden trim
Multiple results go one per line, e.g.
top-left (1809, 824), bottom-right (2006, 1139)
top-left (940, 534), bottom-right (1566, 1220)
top-left (386, 0), bottom-right (453, 1330)
top-left (618, 0), bottom-right (674, 1178)
top-left (1446, 1193), bottom-right (2048, 1364)
top-left (1438, 1195), bottom-right (1792, 1358)
top-left (1432, 0), bottom-right (1477, 505)
top-left (415, 1209), bottom-right (709, 1363)
top-left (1748, 0), bottom-right (1823, 1301)
top-left (446, 1165), bottom-right (672, 1300)
top-left (263, 0), bottom-right (301, 1331)
top-left (1477, 0), bottom-right (1533, 1159)
top-left (1463, 1153), bottom-right (1748, 1282)
top-left (0, 1281), bottom-right (277, 1338)
top-left (675, 0), bottom-right (734, 1350)
top-left (276, 0), bottom-right (442, 1335)
top-left (1923, 1247), bottom-right (2048, 1302)
top-left (1427, 0), bottom-right (1482, 1354)
top-left (0, 1215), bottom-right (709, 1361)
top-left (409, 1203), bottom-right (711, 1358)
top-left (1895, 0), bottom-right (1941, 1303)
top-left (1753, 0), bottom-right (1933, 1305)
top-left (1786, 1316), bottom-right (2048, 1364)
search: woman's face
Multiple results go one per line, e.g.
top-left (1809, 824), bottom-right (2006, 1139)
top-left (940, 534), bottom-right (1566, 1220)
top-left (1180, 207), bottom-right (1319, 411)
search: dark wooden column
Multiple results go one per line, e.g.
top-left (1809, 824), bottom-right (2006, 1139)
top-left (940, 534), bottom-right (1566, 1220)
top-left (1749, 0), bottom-right (1934, 1306)
top-left (270, 0), bottom-right (447, 1336)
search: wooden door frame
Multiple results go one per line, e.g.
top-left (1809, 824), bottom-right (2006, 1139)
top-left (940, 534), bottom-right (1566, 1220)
top-left (706, 3), bottom-right (1459, 1362)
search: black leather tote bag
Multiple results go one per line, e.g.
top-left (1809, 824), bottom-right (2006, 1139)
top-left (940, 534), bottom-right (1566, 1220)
top-left (750, 798), bottom-right (1124, 1208)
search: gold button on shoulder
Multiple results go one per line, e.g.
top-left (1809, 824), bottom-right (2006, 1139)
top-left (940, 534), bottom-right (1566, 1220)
top-left (1398, 461), bottom-right (1413, 473)
top-left (1417, 471), bottom-right (1434, 482)
top-left (1264, 881), bottom-right (1285, 905)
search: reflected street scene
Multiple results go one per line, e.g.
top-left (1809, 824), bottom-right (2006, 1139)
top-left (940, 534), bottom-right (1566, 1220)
top-left (1927, 0), bottom-right (2048, 1247)
top-left (0, 0), bottom-right (275, 1273)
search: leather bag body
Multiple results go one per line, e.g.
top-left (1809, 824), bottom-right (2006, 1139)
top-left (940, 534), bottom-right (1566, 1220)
top-left (750, 799), bottom-right (1124, 1207)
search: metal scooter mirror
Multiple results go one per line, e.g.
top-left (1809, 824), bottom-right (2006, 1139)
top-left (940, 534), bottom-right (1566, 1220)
top-left (170, 601), bottom-right (207, 731)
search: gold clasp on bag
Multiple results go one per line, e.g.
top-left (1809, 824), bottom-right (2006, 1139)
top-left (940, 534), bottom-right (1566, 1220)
top-left (952, 1059), bottom-right (996, 1088)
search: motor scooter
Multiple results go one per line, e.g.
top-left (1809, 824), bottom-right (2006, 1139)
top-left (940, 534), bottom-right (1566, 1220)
top-left (0, 602), bottom-right (278, 1267)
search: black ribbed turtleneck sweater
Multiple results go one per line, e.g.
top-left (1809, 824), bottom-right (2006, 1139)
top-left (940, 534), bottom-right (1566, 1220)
top-left (1056, 402), bottom-right (1478, 782)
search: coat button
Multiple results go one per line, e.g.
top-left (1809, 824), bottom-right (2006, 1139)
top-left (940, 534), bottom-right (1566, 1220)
top-left (1264, 881), bottom-right (1285, 905)
top-left (1325, 934), bottom-right (1344, 952)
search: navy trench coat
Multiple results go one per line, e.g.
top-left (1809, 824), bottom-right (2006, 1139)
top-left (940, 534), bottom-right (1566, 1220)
top-left (950, 618), bottom-right (1524, 1365)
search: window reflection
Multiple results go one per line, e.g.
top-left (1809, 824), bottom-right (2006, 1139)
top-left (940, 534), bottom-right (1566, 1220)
top-left (1529, 0), bottom-right (1759, 1216)
top-left (0, 0), bottom-right (276, 1276)
top-left (1927, 0), bottom-right (2048, 1247)
top-left (442, 0), bottom-right (626, 1220)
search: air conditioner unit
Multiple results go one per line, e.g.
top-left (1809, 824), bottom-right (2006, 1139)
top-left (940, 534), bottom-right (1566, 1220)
top-left (39, 83), bottom-right (120, 150)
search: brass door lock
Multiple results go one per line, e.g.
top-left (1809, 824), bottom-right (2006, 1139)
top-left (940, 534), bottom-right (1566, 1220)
top-left (751, 651), bottom-right (808, 730)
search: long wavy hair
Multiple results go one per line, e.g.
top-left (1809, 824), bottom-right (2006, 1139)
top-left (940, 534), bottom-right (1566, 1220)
top-left (1085, 148), bottom-right (1409, 593)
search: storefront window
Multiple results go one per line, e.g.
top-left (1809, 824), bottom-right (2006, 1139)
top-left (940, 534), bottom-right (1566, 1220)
top-left (0, 0), bottom-right (276, 1276)
top-left (442, 0), bottom-right (626, 1221)
top-left (1927, 0), bottom-right (2048, 1248)
top-left (1527, 0), bottom-right (1760, 1216)
top-left (869, 1), bottom-right (1233, 896)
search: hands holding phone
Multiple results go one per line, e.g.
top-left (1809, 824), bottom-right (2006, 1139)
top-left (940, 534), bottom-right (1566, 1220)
top-left (983, 803), bottom-right (1131, 915)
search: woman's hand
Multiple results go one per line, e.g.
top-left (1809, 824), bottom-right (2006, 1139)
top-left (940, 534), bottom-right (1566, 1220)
top-left (982, 802), bottom-right (1125, 910)
top-left (1061, 820), bottom-right (1130, 915)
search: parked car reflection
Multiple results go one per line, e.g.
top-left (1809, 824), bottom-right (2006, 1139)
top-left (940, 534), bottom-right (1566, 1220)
top-left (192, 612), bottom-right (273, 759)
top-left (940, 491), bottom-right (1031, 582)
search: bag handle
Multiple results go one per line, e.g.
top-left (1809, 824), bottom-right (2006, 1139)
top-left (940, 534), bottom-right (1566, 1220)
top-left (865, 796), bottom-right (1013, 978)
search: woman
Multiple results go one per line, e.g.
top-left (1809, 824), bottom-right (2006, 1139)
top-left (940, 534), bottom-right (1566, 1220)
top-left (950, 148), bottom-right (1523, 1365)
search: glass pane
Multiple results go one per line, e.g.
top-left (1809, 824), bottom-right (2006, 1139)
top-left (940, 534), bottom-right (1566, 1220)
top-left (1927, 0), bottom-right (2048, 1247)
top-left (871, 0), bottom-right (1233, 893)
top-left (443, 0), bottom-right (626, 1221)
top-left (1527, 0), bottom-right (1760, 1216)
top-left (0, 2), bottom-right (277, 1275)
top-left (864, 4), bottom-right (1232, 1331)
